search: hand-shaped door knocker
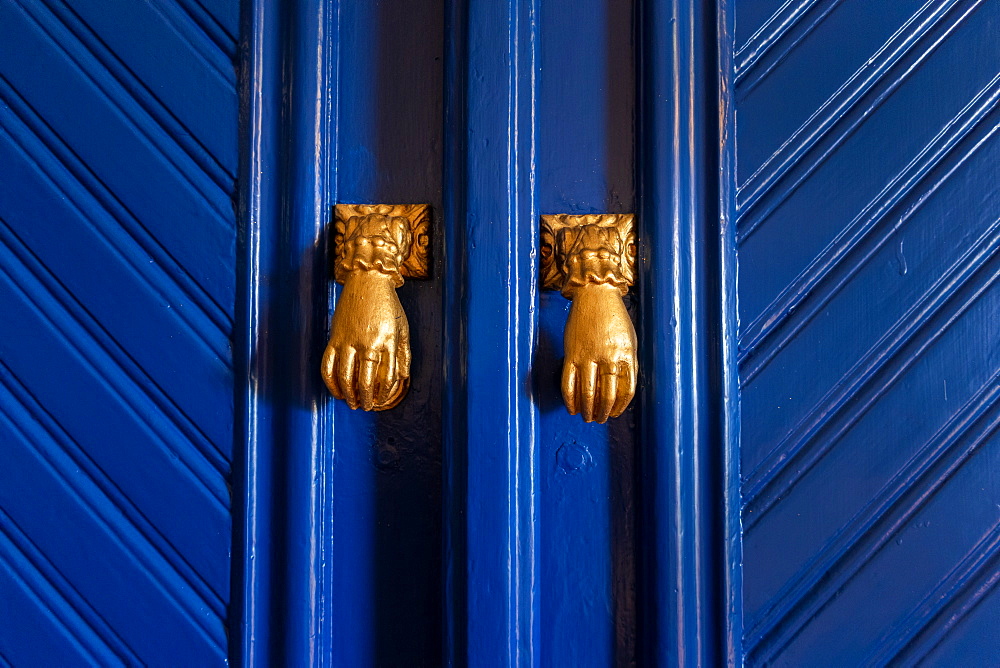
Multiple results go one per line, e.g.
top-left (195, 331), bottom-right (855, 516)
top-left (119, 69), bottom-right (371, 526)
top-left (322, 204), bottom-right (430, 411)
top-left (541, 214), bottom-right (637, 423)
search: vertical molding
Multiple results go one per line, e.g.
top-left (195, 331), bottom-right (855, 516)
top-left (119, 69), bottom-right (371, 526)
top-left (637, 0), bottom-right (742, 664)
top-left (234, 0), bottom-right (338, 665)
top-left (443, 0), bottom-right (540, 664)
top-left (717, 0), bottom-right (744, 663)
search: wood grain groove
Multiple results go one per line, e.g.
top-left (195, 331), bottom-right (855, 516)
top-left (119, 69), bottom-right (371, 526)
top-left (744, 215), bottom-right (1000, 521)
top-left (62, 0), bottom-right (233, 92)
top-left (0, 508), bottom-right (140, 664)
top-left (0, 362), bottom-right (226, 617)
top-left (745, 369), bottom-right (1000, 652)
top-left (0, 0), bottom-right (235, 660)
top-left (0, 535), bottom-right (104, 665)
top-left (149, 0), bottom-right (237, 63)
top-left (748, 397), bottom-right (1000, 663)
top-left (0, 218), bottom-right (230, 472)
top-left (739, 72), bottom-right (1000, 378)
top-left (736, 0), bottom-right (974, 231)
top-left (0, 242), bottom-right (230, 506)
top-left (873, 521), bottom-right (1000, 664)
top-left (734, 0), bottom-right (843, 93)
top-left (0, 75), bottom-right (231, 335)
top-left (0, 401), bottom-right (226, 656)
top-left (7, 0), bottom-right (235, 219)
top-left (0, 94), bottom-right (232, 354)
top-left (0, 374), bottom-right (227, 625)
top-left (49, 0), bottom-right (234, 185)
top-left (735, 0), bottom-right (818, 75)
top-left (898, 558), bottom-right (1000, 663)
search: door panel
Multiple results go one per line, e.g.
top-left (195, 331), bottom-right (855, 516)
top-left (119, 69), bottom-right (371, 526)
top-left (331, 0), bottom-right (445, 664)
top-left (0, 0), bottom-right (237, 663)
top-left (537, 0), bottom-right (637, 665)
top-left (734, 0), bottom-right (1000, 663)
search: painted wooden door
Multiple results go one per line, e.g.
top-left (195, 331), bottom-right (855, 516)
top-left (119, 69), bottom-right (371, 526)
top-left (2, 0), bottom-right (999, 666)
top-left (0, 0), bottom-right (238, 664)
top-left (237, 0), bottom-right (736, 665)
top-left (734, 0), bottom-right (1000, 664)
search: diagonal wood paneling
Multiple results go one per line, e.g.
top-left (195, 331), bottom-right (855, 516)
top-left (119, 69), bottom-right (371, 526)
top-left (734, 0), bottom-right (1000, 664)
top-left (739, 72), bottom-right (1000, 384)
top-left (0, 0), bottom-right (237, 663)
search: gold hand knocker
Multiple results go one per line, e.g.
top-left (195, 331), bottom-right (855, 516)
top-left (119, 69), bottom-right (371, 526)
top-left (541, 214), bottom-right (638, 423)
top-left (321, 204), bottom-right (430, 411)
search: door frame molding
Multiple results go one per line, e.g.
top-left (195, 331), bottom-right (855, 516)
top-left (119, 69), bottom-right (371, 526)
top-left (233, 0), bottom-right (339, 664)
top-left (441, 0), bottom-right (541, 664)
top-left (637, 0), bottom-right (742, 663)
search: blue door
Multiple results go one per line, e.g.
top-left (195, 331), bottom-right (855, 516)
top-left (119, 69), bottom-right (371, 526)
top-left (735, 0), bottom-right (1000, 664)
top-left (0, 0), bottom-right (238, 664)
top-left (2, 0), bottom-right (998, 666)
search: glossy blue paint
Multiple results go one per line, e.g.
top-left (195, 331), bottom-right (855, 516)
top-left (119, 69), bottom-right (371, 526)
top-left (235, 0), bottom-right (337, 664)
top-left (443, 0), bottom-right (540, 664)
top-left (440, 0), bottom-right (741, 663)
top-left (236, 0), bottom-right (446, 665)
top-left (13, 0), bottom-right (996, 664)
top-left (0, 0), bottom-right (238, 663)
top-left (636, 0), bottom-right (743, 665)
top-left (332, 0), bottom-right (445, 664)
top-left (734, 0), bottom-right (1000, 664)
top-left (537, 0), bottom-right (638, 665)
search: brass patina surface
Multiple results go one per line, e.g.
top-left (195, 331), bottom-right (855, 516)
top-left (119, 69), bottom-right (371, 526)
top-left (541, 213), bottom-right (637, 423)
top-left (322, 204), bottom-right (430, 411)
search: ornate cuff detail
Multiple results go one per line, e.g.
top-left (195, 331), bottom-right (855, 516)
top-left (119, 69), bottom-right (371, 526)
top-left (541, 213), bottom-right (636, 298)
top-left (333, 204), bottom-right (431, 287)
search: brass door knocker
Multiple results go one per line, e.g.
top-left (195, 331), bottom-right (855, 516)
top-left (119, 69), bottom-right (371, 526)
top-left (541, 214), bottom-right (637, 423)
top-left (322, 204), bottom-right (430, 411)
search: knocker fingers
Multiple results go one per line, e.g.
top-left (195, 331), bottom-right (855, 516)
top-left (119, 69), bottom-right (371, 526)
top-left (376, 345), bottom-right (398, 407)
top-left (579, 361), bottom-right (599, 423)
top-left (610, 358), bottom-right (636, 419)
top-left (398, 326), bottom-right (412, 380)
top-left (563, 357), bottom-right (635, 423)
top-left (357, 349), bottom-right (381, 411)
top-left (562, 362), bottom-right (579, 416)
top-left (594, 362), bottom-right (619, 424)
top-left (321, 344), bottom-right (341, 400)
top-left (338, 346), bottom-right (359, 409)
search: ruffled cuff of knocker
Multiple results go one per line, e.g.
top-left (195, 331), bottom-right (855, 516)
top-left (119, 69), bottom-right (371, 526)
top-left (336, 253), bottom-right (407, 288)
top-left (334, 212), bottom-right (414, 288)
top-left (560, 255), bottom-right (630, 298)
